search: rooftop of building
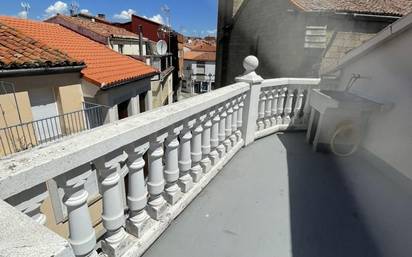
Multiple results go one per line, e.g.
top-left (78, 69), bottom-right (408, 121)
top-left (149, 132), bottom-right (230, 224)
top-left (0, 22), bottom-right (83, 70)
top-left (184, 51), bottom-right (216, 62)
top-left (290, 0), bottom-right (412, 16)
top-left (46, 14), bottom-right (142, 39)
top-left (0, 16), bottom-right (157, 88)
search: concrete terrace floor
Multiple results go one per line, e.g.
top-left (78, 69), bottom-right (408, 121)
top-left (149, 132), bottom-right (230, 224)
top-left (142, 132), bottom-right (384, 257)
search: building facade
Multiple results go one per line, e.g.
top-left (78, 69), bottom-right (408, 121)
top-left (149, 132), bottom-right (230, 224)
top-left (216, 0), bottom-right (410, 87)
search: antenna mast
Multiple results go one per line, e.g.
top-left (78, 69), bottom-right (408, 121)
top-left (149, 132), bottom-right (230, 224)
top-left (20, 2), bottom-right (30, 19)
top-left (69, 1), bottom-right (79, 16)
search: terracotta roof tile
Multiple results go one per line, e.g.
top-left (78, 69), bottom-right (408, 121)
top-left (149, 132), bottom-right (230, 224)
top-left (0, 22), bottom-right (83, 69)
top-left (290, 0), bottom-right (412, 16)
top-left (47, 14), bottom-right (139, 38)
top-left (0, 16), bottom-right (157, 88)
top-left (184, 51), bottom-right (216, 62)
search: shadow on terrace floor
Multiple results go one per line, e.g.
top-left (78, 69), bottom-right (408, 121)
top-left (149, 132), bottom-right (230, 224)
top-left (277, 132), bottom-right (381, 257)
top-left (142, 132), bottom-right (382, 257)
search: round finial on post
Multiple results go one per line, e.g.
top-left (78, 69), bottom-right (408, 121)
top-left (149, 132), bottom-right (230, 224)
top-left (243, 55), bottom-right (259, 73)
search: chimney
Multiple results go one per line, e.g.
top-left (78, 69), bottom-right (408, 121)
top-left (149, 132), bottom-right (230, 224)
top-left (97, 13), bottom-right (106, 20)
top-left (138, 25), bottom-right (144, 57)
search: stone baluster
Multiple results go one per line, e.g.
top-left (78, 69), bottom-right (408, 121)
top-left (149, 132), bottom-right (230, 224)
top-left (62, 166), bottom-right (97, 257)
top-left (257, 92), bottom-right (266, 131)
top-left (95, 151), bottom-right (130, 257)
top-left (147, 133), bottom-right (168, 220)
top-left (230, 98), bottom-right (239, 146)
top-left (11, 183), bottom-right (49, 226)
top-left (293, 88), bottom-right (305, 125)
top-left (236, 95), bottom-right (245, 141)
top-left (191, 117), bottom-right (204, 183)
top-left (118, 152), bottom-right (129, 211)
top-left (217, 106), bottom-right (227, 158)
top-left (271, 88), bottom-right (279, 125)
top-left (201, 113), bottom-right (212, 173)
top-left (264, 90), bottom-right (273, 128)
top-left (224, 102), bottom-right (233, 152)
top-left (277, 88), bottom-right (286, 124)
top-left (125, 142), bottom-right (152, 238)
top-left (284, 88), bottom-right (295, 125)
top-left (209, 110), bottom-right (220, 166)
top-left (164, 126), bottom-right (183, 204)
top-left (178, 120), bottom-right (195, 193)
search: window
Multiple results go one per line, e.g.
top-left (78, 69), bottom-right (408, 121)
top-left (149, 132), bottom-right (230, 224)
top-left (196, 61), bottom-right (206, 74)
top-left (304, 26), bottom-right (327, 49)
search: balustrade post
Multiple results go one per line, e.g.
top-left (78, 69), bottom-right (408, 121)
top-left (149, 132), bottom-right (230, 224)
top-left (264, 90), bottom-right (273, 128)
top-left (209, 110), bottom-right (220, 166)
top-left (293, 88), bottom-right (304, 126)
top-left (125, 142), bottom-right (152, 238)
top-left (201, 113), bottom-right (212, 173)
top-left (277, 88), bottom-right (287, 124)
top-left (271, 88), bottom-right (279, 126)
top-left (164, 126), bottom-right (184, 205)
top-left (235, 55), bottom-right (263, 146)
top-left (95, 151), bottom-right (131, 257)
top-left (284, 88), bottom-right (295, 125)
top-left (217, 106), bottom-right (227, 159)
top-left (62, 166), bottom-right (97, 257)
top-left (224, 103), bottom-right (233, 152)
top-left (147, 133), bottom-right (168, 220)
top-left (257, 92), bottom-right (266, 131)
top-left (231, 99), bottom-right (239, 145)
top-left (236, 95), bottom-right (245, 141)
top-left (178, 120), bottom-right (195, 193)
top-left (191, 117), bottom-right (204, 183)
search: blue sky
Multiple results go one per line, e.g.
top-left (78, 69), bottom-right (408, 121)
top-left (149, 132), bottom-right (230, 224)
top-left (0, 0), bottom-right (218, 36)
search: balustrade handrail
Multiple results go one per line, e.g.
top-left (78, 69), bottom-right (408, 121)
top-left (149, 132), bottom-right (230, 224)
top-left (0, 82), bottom-right (250, 200)
top-left (261, 77), bottom-right (321, 88)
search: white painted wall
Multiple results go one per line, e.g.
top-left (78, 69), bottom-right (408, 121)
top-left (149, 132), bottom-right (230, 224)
top-left (184, 60), bottom-right (216, 82)
top-left (336, 27), bottom-right (412, 180)
top-left (331, 24), bottom-right (412, 257)
top-left (112, 43), bottom-right (146, 56)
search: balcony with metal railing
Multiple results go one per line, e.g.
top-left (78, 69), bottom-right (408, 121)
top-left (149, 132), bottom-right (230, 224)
top-left (0, 56), bottom-right (410, 257)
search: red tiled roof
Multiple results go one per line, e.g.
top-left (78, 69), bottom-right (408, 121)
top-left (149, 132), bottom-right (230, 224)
top-left (185, 40), bottom-right (216, 52)
top-left (0, 16), bottom-right (157, 88)
top-left (184, 51), bottom-right (216, 62)
top-left (0, 22), bottom-right (83, 70)
top-left (290, 0), bottom-right (412, 16)
top-left (47, 14), bottom-right (139, 38)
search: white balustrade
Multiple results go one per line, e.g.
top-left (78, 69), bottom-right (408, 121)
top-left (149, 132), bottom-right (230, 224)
top-left (257, 92), bottom-right (266, 131)
top-left (217, 106), bottom-right (227, 158)
top-left (164, 127), bottom-right (183, 204)
top-left (0, 55), bottom-right (321, 257)
top-left (62, 166), bottom-right (97, 257)
top-left (224, 102), bottom-right (233, 152)
top-left (179, 120), bottom-right (195, 193)
top-left (191, 118), bottom-right (204, 183)
top-left (125, 142), bottom-right (151, 238)
top-left (284, 89), bottom-right (295, 125)
top-left (147, 134), bottom-right (168, 220)
top-left (231, 99), bottom-right (239, 146)
top-left (201, 113), bottom-right (212, 173)
top-left (209, 110), bottom-right (220, 166)
top-left (95, 151), bottom-right (130, 257)
top-left (264, 90), bottom-right (273, 129)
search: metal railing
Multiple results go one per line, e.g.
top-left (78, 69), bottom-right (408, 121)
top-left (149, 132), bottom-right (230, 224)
top-left (0, 103), bottom-right (108, 157)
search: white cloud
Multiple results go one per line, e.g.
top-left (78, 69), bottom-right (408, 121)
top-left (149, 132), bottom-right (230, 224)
top-left (80, 9), bottom-right (91, 15)
top-left (17, 10), bottom-right (28, 19)
top-left (44, 1), bottom-right (69, 17)
top-left (113, 9), bottom-right (136, 21)
top-left (148, 14), bottom-right (164, 25)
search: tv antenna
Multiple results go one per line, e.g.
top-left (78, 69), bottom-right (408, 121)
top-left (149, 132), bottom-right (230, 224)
top-left (20, 2), bottom-right (30, 18)
top-left (161, 4), bottom-right (171, 27)
top-left (69, 1), bottom-right (79, 16)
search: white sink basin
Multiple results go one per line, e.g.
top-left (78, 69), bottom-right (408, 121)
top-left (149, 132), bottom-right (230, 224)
top-left (310, 89), bottom-right (381, 113)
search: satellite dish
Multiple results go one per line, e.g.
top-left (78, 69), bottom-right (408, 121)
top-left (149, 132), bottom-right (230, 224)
top-left (156, 40), bottom-right (168, 55)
